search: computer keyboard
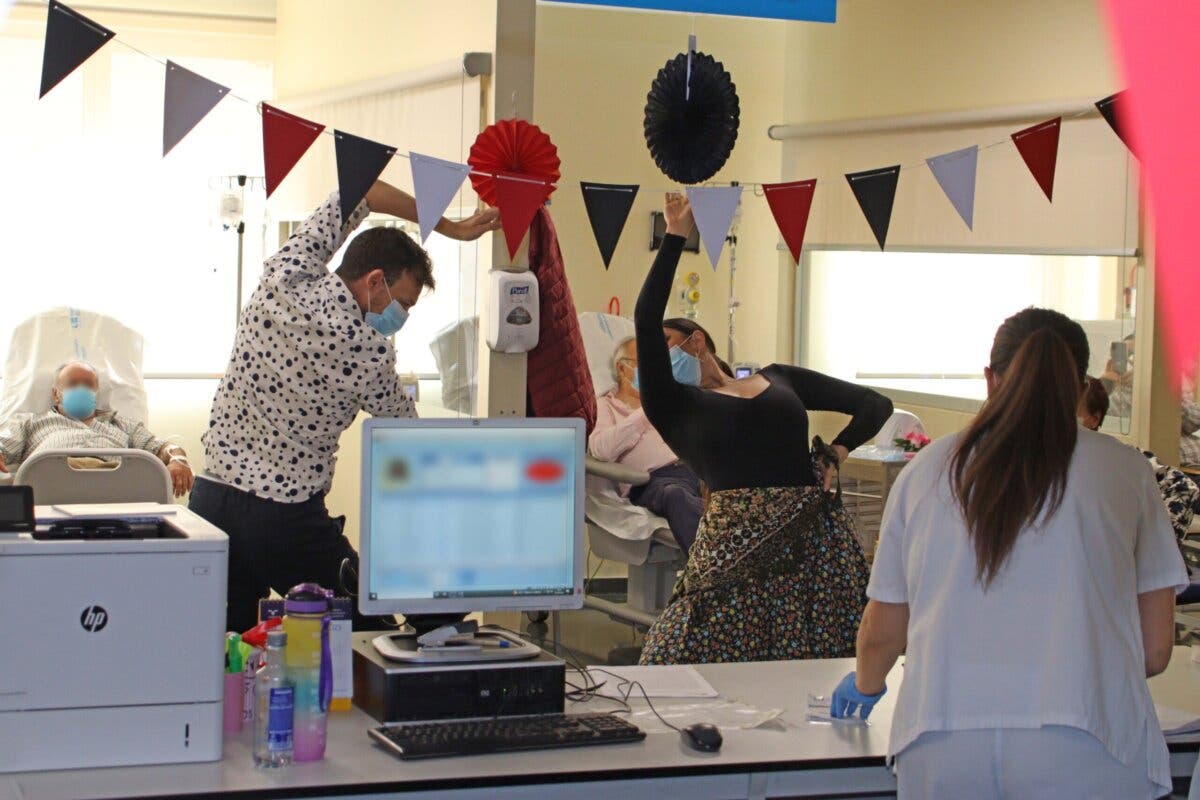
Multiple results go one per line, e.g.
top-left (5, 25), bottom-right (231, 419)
top-left (370, 712), bottom-right (646, 759)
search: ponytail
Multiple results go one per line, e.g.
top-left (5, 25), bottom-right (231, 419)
top-left (950, 309), bottom-right (1089, 588)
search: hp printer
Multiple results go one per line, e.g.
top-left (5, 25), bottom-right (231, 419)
top-left (0, 502), bottom-right (228, 772)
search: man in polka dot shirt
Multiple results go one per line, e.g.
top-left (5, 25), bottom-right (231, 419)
top-left (189, 179), bottom-right (499, 631)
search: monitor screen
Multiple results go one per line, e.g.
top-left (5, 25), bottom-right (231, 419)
top-left (358, 418), bottom-right (585, 616)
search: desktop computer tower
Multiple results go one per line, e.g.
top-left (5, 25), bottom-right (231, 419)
top-left (353, 633), bottom-right (566, 723)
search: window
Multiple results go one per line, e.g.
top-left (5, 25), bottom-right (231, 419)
top-left (0, 37), bottom-right (273, 375)
top-left (798, 248), bottom-right (1137, 429)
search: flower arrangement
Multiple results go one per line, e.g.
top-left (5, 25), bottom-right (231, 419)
top-left (894, 431), bottom-right (931, 453)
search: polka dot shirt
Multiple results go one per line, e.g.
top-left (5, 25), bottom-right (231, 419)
top-left (202, 192), bottom-right (416, 502)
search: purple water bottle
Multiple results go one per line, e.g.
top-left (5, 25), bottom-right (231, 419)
top-left (282, 584), bottom-right (333, 762)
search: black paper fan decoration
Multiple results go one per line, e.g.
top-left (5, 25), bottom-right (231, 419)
top-left (644, 51), bottom-right (740, 184)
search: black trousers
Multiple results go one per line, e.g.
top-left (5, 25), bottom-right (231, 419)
top-left (188, 477), bottom-right (384, 633)
top-left (628, 463), bottom-right (703, 557)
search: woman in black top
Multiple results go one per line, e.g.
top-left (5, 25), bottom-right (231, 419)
top-left (637, 194), bottom-right (893, 665)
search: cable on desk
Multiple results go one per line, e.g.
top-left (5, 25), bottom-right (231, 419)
top-left (588, 667), bottom-right (683, 733)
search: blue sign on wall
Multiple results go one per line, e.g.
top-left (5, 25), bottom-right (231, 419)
top-left (547, 0), bottom-right (836, 23)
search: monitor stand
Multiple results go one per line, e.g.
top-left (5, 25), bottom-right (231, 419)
top-left (371, 623), bottom-right (541, 664)
top-left (402, 613), bottom-right (468, 638)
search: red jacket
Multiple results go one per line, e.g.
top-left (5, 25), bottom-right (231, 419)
top-left (526, 206), bottom-right (597, 433)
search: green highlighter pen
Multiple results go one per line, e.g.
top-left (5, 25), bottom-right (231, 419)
top-left (227, 633), bottom-right (244, 674)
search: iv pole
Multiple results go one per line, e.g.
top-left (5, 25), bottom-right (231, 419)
top-left (213, 174), bottom-right (263, 327)
top-left (725, 181), bottom-right (742, 365)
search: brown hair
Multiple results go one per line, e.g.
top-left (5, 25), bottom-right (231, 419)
top-left (1080, 376), bottom-right (1109, 429)
top-left (662, 318), bottom-right (734, 377)
top-left (950, 308), bottom-right (1090, 588)
top-left (336, 226), bottom-right (435, 290)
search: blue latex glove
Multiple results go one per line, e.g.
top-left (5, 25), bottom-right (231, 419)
top-left (830, 671), bottom-right (886, 720)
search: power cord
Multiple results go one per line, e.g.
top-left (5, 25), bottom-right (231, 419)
top-left (588, 667), bottom-right (682, 733)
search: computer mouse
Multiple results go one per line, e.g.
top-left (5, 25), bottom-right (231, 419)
top-left (680, 722), bottom-right (723, 752)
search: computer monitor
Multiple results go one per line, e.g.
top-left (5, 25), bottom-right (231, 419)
top-left (358, 417), bottom-right (585, 617)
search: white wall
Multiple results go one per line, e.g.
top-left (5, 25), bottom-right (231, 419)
top-left (273, 0), bottom-right (496, 99)
top-left (533, 4), bottom-right (790, 365)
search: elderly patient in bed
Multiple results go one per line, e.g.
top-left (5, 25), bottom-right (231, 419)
top-left (589, 336), bottom-right (703, 556)
top-left (0, 361), bottom-right (194, 496)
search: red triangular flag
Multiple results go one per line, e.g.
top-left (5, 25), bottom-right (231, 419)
top-left (262, 104), bottom-right (325, 198)
top-left (762, 179), bottom-right (817, 265)
top-left (1011, 117), bottom-right (1061, 202)
top-left (494, 172), bottom-right (549, 260)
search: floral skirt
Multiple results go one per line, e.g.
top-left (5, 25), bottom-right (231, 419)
top-left (638, 485), bottom-right (869, 665)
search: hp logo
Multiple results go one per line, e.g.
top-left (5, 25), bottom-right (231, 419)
top-left (80, 606), bottom-right (108, 633)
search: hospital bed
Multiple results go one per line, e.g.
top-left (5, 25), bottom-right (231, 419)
top-left (0, 308), bottom-right (172, 503)
top-left (428, 313), bottom-right (685, 629)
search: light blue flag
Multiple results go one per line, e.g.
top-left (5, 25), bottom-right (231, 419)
top-left (925, 145), bottom-right (978, 230)
top-left (686, 185), bottom-right (743, 270)
top-left (410, 152), bottom-right (472, 243)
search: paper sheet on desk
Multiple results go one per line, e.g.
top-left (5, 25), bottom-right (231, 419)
top-left (586, 665), bottom-right (718, 700)
top-left (49, 502), bottom-right (177, 516)
top-left (1156, 705), bottom-right (1200, 736)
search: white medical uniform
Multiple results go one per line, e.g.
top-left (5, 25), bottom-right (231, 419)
top-left (869, 428), bottom-right (1188, 799)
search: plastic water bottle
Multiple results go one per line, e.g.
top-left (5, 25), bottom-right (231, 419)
top-left (253, 630), bottom-right (294, 768)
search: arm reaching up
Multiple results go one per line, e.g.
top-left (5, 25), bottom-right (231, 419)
top-left (364, 181), bottom-right (500, 241)
top-left (634, 194), bottom-right (694, 432)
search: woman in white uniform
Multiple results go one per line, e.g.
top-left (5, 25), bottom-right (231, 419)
top-left (829, 307), bottom-right (1187, 799)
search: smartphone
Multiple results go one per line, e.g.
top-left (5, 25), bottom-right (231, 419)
top-left (1110, 341), bottom-right (1129, 374)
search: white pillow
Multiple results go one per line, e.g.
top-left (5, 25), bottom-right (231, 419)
top-left (578, 312), bottom-right (635, 398)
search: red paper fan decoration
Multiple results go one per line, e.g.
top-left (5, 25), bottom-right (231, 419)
top-left (468, 119), bottom-right (560, 205)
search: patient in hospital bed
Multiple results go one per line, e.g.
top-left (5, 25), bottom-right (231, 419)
top-left (0, 360), bottom-right (194, 496)
top-left (589, 336), bottom-right (703, 555)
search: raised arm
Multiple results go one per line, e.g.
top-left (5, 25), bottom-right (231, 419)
top-left (634, 194), bottom-right (692, 429)
top-left (265, 181), bottom-right (499, 283)
top-left (364, 181), bottom-right (499, 241)
top-left (772, 365), bottom-right (893, 454)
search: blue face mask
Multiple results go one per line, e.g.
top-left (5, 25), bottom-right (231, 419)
top-left (631, 368), bottom-right (640, 392)
top-left (61, 386), bottom-right (97, 420)
top-left (365, 282), bottom-right (409, 337)
top-left (669, 344), bottom-right (702, 387)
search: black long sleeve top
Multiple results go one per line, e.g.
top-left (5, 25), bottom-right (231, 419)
top-left (634, 234), bottom-right (894, 491)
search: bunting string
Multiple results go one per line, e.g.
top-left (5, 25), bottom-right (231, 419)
top-left (35, 0), bottom-right (1134, 264)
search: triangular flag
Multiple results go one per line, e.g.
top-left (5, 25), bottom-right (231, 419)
top-left (410, 153), bottom-right (471, 243)
top-left (926, 145), bottom-right (979, 230)
top-left (40, 1), bottom-right (114, 98)
top-left (262, 103), bottom-right (325, 198)
top-left (495, 173), bottom-right (550, 260)
top-left (686, 186), bottom-right (742, 270)
top-left (1095, 92), bottom-right (1132, 151)
top-left (580, 182), bottom-right (639, 268)
top-left (163, 60), bottom-right (229, 157)
top-left (762, 179), bottom-right (816, 265)
top-left (1104, 0), bottom-right (1200, 385)
top-left (845, 165), bottom-right (900, 250)
top-left (333, 130), bottom-right (396, 224)
top-left (1011, 117), bottom-right (1061, 202)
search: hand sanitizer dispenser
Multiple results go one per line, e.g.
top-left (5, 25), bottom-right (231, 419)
top-left (486, 270), bottom-right (540, 353)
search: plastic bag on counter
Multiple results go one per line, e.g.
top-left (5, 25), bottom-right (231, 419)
top-left (623, 700), bottom-right (783, 735)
